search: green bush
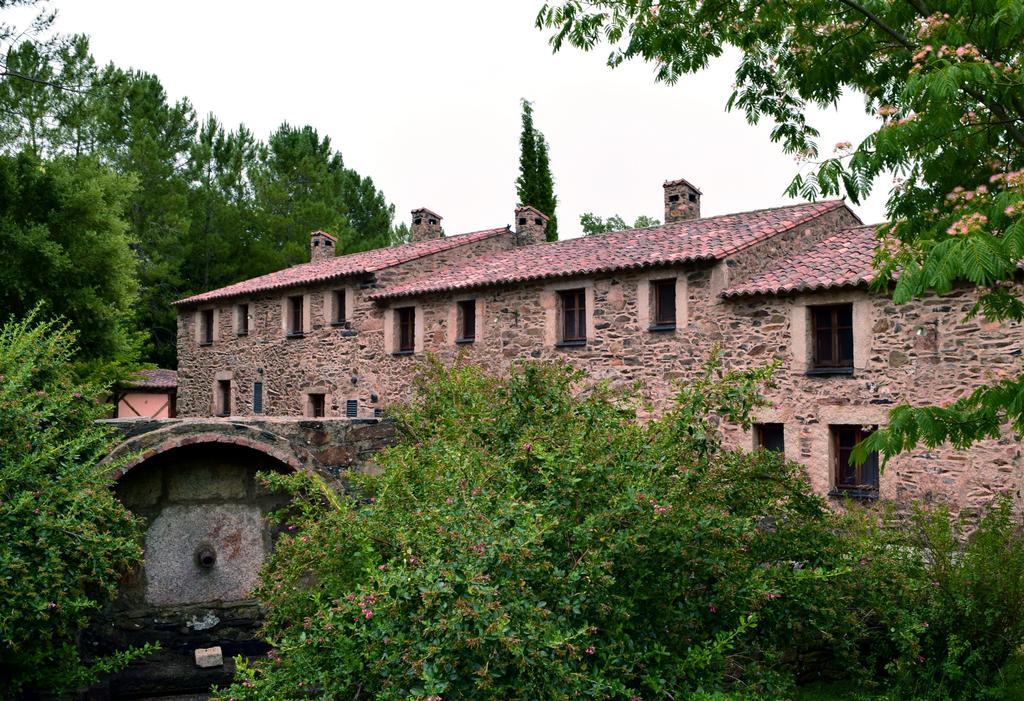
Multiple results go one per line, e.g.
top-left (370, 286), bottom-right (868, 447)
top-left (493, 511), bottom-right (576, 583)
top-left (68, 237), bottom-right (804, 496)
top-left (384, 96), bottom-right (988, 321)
top-left (0, 313), bottom-right (145, 696)
top-left (219, 359), bottom-right (1024, 700)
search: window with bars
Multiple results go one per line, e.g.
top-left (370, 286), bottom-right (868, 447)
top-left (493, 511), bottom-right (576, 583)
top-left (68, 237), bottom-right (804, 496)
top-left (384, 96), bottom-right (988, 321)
top-left (754, 423), bottom-right (785, 453)
top-left (332, 290), bottom-right (346, 325)
top-left (457, 300), bottom-right (476, 343)
top-left (200, 309), bottom-right (214, 345)
top-left (831, 425), bottom-right (879, 496)
top-left (396, 307), bottom-right (415, 353)
top-left (252, 381), bottom-right (263, 414)
top-left (559, 289), bottom-right (587, 344)
top-left (651, 279), bottom-right (676, 329)
top-left (287, 296), bottom-right (305, 337)
top-left (810, 304), bottom-right (854, 372)
top-left (236, 304), bottom-right (249, 336)
top-left (345, 399), bottom-right (358, 418)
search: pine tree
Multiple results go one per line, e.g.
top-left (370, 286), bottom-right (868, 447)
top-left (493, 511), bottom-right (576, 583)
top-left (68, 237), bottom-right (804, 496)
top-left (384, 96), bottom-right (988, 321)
top-left (516, 99), bottom-right (558, 241)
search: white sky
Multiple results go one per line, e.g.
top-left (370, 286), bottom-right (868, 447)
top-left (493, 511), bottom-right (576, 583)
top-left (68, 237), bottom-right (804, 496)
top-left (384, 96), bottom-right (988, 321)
top-left (50, 0), bottom-right (890, 238)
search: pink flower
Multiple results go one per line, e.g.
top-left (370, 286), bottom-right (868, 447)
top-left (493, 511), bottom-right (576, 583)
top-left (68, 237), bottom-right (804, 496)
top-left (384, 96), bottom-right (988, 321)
top-left (586, 646), bottom-right (596, 655)
top-left (709, 603), bottom-right (717, 614)
top-left (362, 608), bottom-right (374, 619)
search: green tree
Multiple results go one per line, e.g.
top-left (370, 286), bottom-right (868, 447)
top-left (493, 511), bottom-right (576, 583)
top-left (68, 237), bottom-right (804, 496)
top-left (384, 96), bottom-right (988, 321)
top-left (0, 150), bottom-right (141, 377)
top-left (580, 211), bottom-right (660, 235)
top-left (0, 312), bottom-right (146, 697)
top-left (537, 0), bottom-right (1024, 459)
top-left (516, 98), bottom-right (558, 240)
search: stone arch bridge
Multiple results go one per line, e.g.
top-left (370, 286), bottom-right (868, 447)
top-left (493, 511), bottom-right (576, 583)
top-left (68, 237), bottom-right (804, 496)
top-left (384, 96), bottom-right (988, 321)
top-left (89, 417), bottom-right (395, 699)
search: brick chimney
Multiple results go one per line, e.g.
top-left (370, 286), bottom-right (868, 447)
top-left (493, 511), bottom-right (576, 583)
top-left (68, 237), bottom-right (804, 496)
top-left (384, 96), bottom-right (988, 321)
top-left (514, 205), bottom-right (549, 246)
top-left (411, 208), bottom-right (443, 242)
top-left (663, 177), bottom-right (702, 223)
top-left (310, 230), bottom-right (337, 263)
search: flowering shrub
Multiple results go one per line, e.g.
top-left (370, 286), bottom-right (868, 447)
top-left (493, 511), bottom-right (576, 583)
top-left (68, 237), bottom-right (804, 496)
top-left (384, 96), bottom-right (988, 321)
top-left (219, 359), bottom-right (1024, 699)
top-left (0, 313), bottom-right (146, 696)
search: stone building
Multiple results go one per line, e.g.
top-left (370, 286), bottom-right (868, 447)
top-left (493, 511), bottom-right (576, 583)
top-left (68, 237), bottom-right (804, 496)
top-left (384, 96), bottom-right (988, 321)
top-left (173, 178), bottom-right (1024, 513)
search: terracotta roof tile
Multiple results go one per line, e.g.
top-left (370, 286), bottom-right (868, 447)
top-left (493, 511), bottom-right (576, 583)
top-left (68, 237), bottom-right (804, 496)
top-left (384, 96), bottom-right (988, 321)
top-left (722, 224), bottom-right (880, 298)
top-left (371, 200), bottom-right (848, 300)
top-left (174, 227), bottom-right (508, 306)
top-left (125, 368), bottom-right (178, 390)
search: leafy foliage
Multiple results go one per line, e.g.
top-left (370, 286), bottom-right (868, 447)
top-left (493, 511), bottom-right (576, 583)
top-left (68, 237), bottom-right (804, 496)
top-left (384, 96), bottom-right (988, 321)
top-left (517, 98), bottom-right (559, 241)
top-left (217, 359), bottom-right (1024, 700)
top-left (580, 212), bottom-right (660, 235)
top-left (0, 312), bottom-right (146, 696)
top-left (0, 22), bottom-right (405, 367)
top-left (536, 0), bottom-right (1024, 457)
top-left (0, 149), bottom-right (142, 379)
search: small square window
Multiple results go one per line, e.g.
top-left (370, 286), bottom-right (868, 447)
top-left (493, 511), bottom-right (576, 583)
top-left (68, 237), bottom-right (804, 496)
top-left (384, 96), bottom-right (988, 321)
top-left (200, 309), bottom-right (214, 345)
top-left (396, 307), bottom-right (415, 353)
top-left (809, 304), bottom-right (853, 373)
top-left (831, 425), bottom-right (879, 496)
top-left (287, 296), bottom-right (304, 337)
top-left (216, 379), bottom-right (231, 416)
top-left (236, 304), bottom-right (249, 336)
top-left (332, 290), bottom-right (346, 326)
top-left (559, 289), bottom-right (587, 345)
top-left (651, 279), bottom-right (676, 329)
top-left (308, 393), bottom-right (326, 418)
top-left (755, 423), bottom-right (785, 453)
top-left (457, 300), bottom-right (476, 343)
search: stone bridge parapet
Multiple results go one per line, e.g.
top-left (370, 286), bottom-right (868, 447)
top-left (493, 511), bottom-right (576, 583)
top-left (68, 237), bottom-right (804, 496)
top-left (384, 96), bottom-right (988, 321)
top-left (102, 415), bottom-right (397, 483)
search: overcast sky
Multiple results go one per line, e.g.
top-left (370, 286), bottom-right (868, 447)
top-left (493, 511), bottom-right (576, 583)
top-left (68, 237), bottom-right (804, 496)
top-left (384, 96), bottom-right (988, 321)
top-left (51, 1), bottom-right (889, 238)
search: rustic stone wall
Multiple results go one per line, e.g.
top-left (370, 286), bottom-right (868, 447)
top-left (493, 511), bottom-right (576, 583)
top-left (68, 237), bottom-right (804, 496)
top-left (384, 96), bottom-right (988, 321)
top-left (173, 206), bottom-right (1024, 515)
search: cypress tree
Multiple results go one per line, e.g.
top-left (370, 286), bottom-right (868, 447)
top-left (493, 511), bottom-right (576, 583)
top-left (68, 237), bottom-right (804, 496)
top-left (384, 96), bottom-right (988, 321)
top-left (515, 99), bottom-right (558, 241)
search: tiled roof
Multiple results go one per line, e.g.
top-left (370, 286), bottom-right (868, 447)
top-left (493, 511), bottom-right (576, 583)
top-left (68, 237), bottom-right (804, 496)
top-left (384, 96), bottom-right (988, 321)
top-left (722, 224), bottom-right (880, 298)
top-left (125, 368), bottom-right (178, 390)
top-left (174, 227), bottom-right (508, 306)
top-left (371, 200), bottom-right (848, 300)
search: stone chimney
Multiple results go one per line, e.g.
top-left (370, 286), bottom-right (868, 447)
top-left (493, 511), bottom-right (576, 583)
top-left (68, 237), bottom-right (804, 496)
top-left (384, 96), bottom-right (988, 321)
top-left (514, 205), bottom-right (549, 246)
top-left (411, 208), bottom-right (443, 242)
top-left (310, 230), bottom-right (337, 263)
top-left (663, 177), bottom-right (702, 223)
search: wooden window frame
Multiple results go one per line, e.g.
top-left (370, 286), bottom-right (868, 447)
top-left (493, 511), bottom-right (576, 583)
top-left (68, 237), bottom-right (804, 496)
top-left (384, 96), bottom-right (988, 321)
top-left (287, 295), bottom-right (305, 337)
top-left (456, 299), bottom-right (476, 344)
top-left (236, 304), bottom-right (249, 337)
top-left (308, 392), bottom-right (326, 418)
top-left (651, 279), bottom-right (677, 330)
top-left (755, 423), bottom-right (785, 453)
top-left (558, 289), bottom-right (587, 345)
top-left (396, 307), bottom-right (415, 354)
top-left (200, 309), bottom-right (214, 345)
top-left (331, 289), bottom-right (347, 327)
top-left (830, 425), bottom-right (879, 497)
top-left (809, 303), bottom-right (854, 374)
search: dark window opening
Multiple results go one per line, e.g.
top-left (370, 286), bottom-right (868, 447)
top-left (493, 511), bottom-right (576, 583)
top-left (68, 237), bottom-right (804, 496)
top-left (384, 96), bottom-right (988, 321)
top-left (559, 289), bottom-right (587, 344)
top-left (810, 304), bottom-right (854, 372)
top-left (253, 381), bottom-right (263, 414)
top-left (428, 218), bottom-right (437, 225)
top-left (755, 423), bottom-right (785, 453)
top-left (414, 217), bottom-right (422, 225)
top-left (216, 379), bottom-right (231, 416)
top-left (308, 393), bottom-right (326, 418)
top-left (652, 279), bottom-right (676, 328)
top-left (332, 290), bottom-right (346, 325)
top-left (534, 217), bottom-right (543, 225)
top-left (200, 309), bottom-right (214, 345)
top-left (831, 425), bottom-right (879, 495)
top-left (668, 194), bottom-right (680, 202)
top-left (345, 399), bottom-right (358, 418)
top-left (288, 296), bottom-right (304, 336)
top-left (457, 300), bottom-right (476, 343)
top-left (397, 307), bottom-right (415, 353)
top-left (518, 217), bottom-right (527, 225)
top-left (688, 193), bottom-right (697, 202)
top-left (237, 304), bottom-right (249, 336)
